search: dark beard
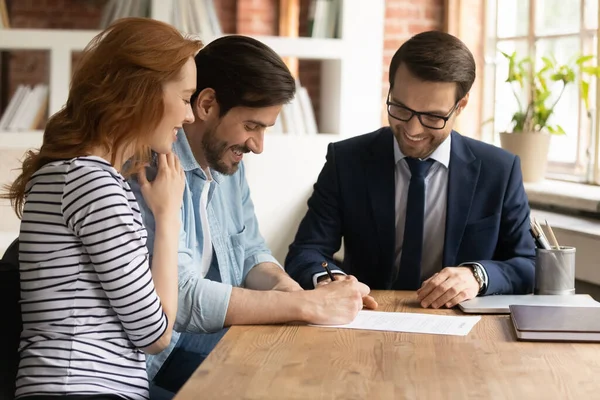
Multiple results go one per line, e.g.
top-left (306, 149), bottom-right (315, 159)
top-left (202, 127), bottom-right (249, 175)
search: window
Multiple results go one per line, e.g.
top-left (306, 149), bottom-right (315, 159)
top-left (483, 0), bottom-right (599, 183)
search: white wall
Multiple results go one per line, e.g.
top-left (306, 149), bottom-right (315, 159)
top-left (243, 134), bottom-right (337, 264)
top-left (556, 230), bottom-right (600, 285)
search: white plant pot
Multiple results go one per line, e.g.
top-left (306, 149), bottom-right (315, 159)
top-left (499, 131), bottom-right (551, 183)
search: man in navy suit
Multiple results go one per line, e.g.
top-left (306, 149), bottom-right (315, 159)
top-left (285, 31), bottom-right (535, 309)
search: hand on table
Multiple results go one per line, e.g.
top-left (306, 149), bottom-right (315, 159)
top-left (416, 267), bottom-right (479, 309)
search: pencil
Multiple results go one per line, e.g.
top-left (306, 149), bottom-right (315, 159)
top-left (545, 219), bottom-right (561, 249)
top-left (321, 261), bottom-right (336, 282)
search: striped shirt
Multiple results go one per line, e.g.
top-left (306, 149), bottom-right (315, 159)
top-left (15, 156), bottom-right (168, 400)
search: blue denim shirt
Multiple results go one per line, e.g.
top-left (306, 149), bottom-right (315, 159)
top-left (129, 131), bottom-right (281, 379)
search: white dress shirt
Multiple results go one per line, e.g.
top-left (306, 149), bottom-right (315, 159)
top-left (393, 135), bottom-right (451, 281)
top-left (199, 167), bottom-right (214, 278)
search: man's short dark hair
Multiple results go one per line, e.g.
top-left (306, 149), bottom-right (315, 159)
top-left (389, 31), bottom-right (476, 101)
top-left (191, 35), bottom-right (296, 116)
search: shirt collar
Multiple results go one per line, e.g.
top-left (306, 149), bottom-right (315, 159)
top-left (173, 128), bottom-right (223, 184)
top-left (393, 131), bottom-right (452, 168)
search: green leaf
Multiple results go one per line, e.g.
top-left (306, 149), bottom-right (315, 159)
top-left (541, 56), bottom-right (554, 69)
top-left (547, 125), bottom-right (566, 135)
top-left (581, 80), bottom-right (590, 110)
top-left (555, 124), bottom-right (567, 135)
top-left (582, 66), bottom-right (600, 76)
top-left (511, 111), bottom-right (526, 132)
top-left (576, 55), bottom-right (594, 65)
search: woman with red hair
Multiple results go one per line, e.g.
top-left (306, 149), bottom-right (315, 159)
top-left (3, 18), bottom-right (202, 400)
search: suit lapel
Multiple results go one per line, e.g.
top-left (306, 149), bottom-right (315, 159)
top-left (443, 131), bottom-right (481, 267)
top-left (365, 128), bottom-right (396, 288)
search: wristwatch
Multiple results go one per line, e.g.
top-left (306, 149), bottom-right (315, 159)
top-left (467, 263), bottom-right (486, 294)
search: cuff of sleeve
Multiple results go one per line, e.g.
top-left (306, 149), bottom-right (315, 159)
top-left (244, 253), bottom-right (283, 275)
top-left (312, 270), bottom-right (347, 288)
top-left (178, 280), bottom-right (233, 333)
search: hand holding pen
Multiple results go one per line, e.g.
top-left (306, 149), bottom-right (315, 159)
top-left (319, 261), bottom-right (378, 309)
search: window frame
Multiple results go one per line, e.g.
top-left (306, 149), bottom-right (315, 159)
top-left (483, 0), bottom-right (600, 184)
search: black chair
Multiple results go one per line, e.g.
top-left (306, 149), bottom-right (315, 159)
top-left (0, 238), bottom-right (20, 400)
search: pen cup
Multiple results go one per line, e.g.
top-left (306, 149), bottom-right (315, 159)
top-left (534, 246), bottom-right (576, 295)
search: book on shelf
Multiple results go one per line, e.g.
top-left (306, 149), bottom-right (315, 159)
top-left (100, 0), bottom-right (222, 40)
top-left (172, 0), bottom-right (222, 40)
top-left (276, 80), bottom-right (318, 135)
top-left (0, 84), bottom-right (48, 132)
top-left (100, 0), bottom-right (151, 28)
top-left (308, 0), bottom-right (340, 39)
top-left (0, 0), bottom-right (9, 29)
top-left (297, 86), bottom-right (318, 135)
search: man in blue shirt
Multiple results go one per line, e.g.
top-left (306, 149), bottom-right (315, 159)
top-left (130, 35), bottom-right (374, 397)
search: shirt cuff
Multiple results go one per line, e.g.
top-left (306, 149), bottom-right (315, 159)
top-left (244, 253), bottom-right (283, 274)
top-left (312, 270), bottom-right (347, 288)
top-left (175, 279), bottom-right (233, 334)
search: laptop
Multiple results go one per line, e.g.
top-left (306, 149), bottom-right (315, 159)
top-left (458, 294), bottom-right (600, 314)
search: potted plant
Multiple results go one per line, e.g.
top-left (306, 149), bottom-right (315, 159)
top-left (498, 51), bottom-right (600, 182)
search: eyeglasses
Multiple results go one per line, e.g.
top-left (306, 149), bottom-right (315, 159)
top-left (386, 93), bottom-right (460, 130)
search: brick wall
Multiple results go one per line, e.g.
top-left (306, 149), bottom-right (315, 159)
top-left (382, 0), bottom-right (445, 124)
top-left (214, 0), bottom-right (237, 34)
top-left (236, 0), bottom-right (278, 35)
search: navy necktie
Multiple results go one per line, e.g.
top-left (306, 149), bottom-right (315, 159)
top-left (394, 157), bottom-right (434, 290)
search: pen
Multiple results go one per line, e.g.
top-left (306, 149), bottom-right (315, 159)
top-left (322, 261), bottom-right (336, 282)
top-left (545, 219), bottom-right (561, 249)
top-left (529, 228), bottom-right (544, 249)
top-left (530, 220), bottom-right (551, 250)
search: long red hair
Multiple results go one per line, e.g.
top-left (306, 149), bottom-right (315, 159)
top-left (3, 18), bottom-right (202, 218)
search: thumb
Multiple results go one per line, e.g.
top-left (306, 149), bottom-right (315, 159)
top-left (362, 295), bottom-right (378, 310)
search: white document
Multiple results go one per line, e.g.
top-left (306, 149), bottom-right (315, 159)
top-left (316, 310), bottom-right (481, 336)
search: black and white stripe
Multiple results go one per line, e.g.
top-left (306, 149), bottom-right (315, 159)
top-left (15, 156), bottom-right (167, 400)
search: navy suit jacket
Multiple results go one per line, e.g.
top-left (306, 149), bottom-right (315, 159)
top-left (285, 128), bottom-right (535, 295)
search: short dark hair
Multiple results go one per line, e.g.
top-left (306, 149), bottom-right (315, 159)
top-left (389, 31), bottom-right (476, 101)
top-left (191, 35), bottom-right (296, 116)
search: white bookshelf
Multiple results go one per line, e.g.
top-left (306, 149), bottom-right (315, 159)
top-left (0, 0), bottom-right (385, 260)
top-left (0, 0), bottom-right (384, 145)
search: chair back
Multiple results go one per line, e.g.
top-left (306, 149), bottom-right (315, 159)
top-left (0, 238), bottom-right (20, 400)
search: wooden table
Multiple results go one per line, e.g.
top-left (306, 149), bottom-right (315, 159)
top-left (174, 291), bottom-right (600, 399)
